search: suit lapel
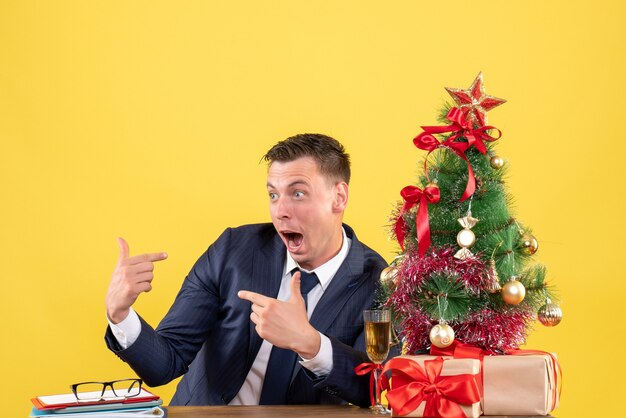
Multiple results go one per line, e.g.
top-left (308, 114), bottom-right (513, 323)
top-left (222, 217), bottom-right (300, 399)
top-left (246, 232), bottom-right (286, 370)
top-left (309, 227), bottom-right (366, 334)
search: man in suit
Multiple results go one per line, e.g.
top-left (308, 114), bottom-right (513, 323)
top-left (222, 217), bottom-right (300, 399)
top-left (105, 133), bottom-right (388, 406)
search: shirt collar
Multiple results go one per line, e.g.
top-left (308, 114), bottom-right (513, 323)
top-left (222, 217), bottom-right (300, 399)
top-left (284, 227), bottom-right (351, 291)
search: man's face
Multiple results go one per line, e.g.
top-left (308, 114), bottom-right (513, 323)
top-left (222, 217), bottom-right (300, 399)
top-left (267, 157), bottom-right (348, 271)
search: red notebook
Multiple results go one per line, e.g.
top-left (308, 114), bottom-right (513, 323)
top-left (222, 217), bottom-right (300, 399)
top-left (31, 388), bottom-right (160, 411)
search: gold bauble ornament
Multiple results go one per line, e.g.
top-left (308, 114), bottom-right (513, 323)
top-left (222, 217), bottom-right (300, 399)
top-left (519, 233), bottom-right (539, 255)
top-left (380, 266), bottom-right (399, 285)
top-left (490, 155), bottom-right (505, 169)
top-left (538, 299), bottom-right (563, 327)
top-left (429, 322), bottom-right (455, 348)
top-left (502, 278), bottom-right (526, 305)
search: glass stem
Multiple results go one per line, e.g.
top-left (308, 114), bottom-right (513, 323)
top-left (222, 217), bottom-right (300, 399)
top-left (373, 367), bottom-right (381, 407)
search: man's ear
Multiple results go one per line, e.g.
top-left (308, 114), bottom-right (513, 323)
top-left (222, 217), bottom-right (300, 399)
top-left (332, 182), bottom-right (349, 212)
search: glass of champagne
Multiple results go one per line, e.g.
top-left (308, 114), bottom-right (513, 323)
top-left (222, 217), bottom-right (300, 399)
top-left (363, 309), bottom-right (391, 415)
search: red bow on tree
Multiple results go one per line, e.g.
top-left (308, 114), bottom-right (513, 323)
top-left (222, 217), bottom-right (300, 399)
top-left (413, 107), bottom-right (502, 202)
top-left (395, 184), bottom-right (440, 256)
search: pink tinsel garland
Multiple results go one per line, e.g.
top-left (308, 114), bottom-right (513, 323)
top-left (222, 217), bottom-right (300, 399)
top-left (386, 246), bottom-right (533, 353)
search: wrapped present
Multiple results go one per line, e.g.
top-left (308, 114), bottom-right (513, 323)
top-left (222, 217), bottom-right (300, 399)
top-left (381, 356), bottom-right (482, 417)
top-left (430, 342), bottom-right (561, 416)
top-left (482, 352), bottom-right (560, 416)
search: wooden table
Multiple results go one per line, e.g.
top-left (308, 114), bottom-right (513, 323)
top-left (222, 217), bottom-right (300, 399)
top-left (165, 405), bottom-right (554, 417)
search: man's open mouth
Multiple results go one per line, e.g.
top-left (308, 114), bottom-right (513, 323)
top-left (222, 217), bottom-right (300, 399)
top-left (282, 232), bottom-right (304, 250)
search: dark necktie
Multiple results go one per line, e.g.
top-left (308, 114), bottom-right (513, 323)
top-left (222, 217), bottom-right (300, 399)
top-left (258, 269), bottom-right (319, 405)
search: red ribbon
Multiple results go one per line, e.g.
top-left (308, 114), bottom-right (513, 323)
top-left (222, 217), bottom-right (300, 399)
top-left (444, 107), bottom-right (502, 154)
top-left (395, 184), bottom-right (441, 256)
top-left (429, 339), bottom-right (490, 359)
top-left (413, 130), bottom-right (474, 202)
top-left (429, 340), bottom-right (489, 400)
top-left (355, 362), bottom-right (383, 408)
top-left (380, 356), bottom-right (480, 417)
top-left (413, 107), bottom-right (502, 202)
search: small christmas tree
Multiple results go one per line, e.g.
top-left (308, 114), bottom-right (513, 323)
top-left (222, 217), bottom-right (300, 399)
top-left (383, 73), bottom-right (562, 354)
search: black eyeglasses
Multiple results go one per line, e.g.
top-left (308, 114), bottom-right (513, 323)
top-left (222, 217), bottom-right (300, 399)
top-left (70, 379), bottom-right (142, 401)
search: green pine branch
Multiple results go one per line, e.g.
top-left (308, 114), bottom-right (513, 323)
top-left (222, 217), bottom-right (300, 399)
top-left (416, 271), bottom-right (483, 322)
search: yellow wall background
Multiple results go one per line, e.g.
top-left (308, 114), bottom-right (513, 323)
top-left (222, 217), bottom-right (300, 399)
top-left (1, 1), bottom-right (624, 416)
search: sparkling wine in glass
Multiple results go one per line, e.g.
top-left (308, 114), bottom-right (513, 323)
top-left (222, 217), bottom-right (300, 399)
top-left (363, 309), bottom-right (391, 415)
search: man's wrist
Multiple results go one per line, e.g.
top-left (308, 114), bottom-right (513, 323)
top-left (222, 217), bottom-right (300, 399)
top-left (107, 307), bottom-right (130, 325)
top-left (293, 326), bottom-right (321, 359)
top-left (107, 307), bottom-right (141, 350)
top-left (299, 333), bottom-right (333, 376)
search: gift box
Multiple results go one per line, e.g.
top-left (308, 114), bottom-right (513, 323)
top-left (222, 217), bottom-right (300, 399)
top-left (382, 356), bottom-right (482, 417)
top-left (482, 352), bottom-right (560, 416)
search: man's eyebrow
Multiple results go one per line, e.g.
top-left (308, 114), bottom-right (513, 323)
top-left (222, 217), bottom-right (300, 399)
top-left (266, 180), bottom-right (310, 188)
top-left (288, 180), bottom-right (310, 188)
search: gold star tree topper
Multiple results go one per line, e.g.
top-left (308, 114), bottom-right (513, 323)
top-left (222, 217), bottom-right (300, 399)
top-left (445, 72), bottom-right (506, 127)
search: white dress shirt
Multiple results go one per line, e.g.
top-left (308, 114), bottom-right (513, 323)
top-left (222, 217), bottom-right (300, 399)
top-left (108, 228), bottom-right (351, 405)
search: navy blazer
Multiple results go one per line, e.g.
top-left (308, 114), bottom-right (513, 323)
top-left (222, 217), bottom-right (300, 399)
top-left (105, 223), bottom-right (387, 406)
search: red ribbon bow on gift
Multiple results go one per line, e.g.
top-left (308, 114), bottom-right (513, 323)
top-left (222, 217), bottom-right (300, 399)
top-left (381, 357), bottom-right (480, 418)
top-left (354, 362), bottom-right (384, 408)
top-left (430, 340), bottom-right (491, 400)
top-left (395, 184), bottom-right (441, 256)
top-left (380, 356), bottom-right (481, 418)
top-left (413, 107), bottom-right (502, 202)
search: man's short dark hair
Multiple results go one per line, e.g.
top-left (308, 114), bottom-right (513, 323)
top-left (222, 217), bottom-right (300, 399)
top-left (264, 133), bottom-right (351, 184)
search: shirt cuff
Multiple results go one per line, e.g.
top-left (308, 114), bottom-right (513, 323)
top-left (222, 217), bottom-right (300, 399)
top-left (106, 307), bottom-right (141, 350)
top-left (299, 332), bottom-right (333, 377)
